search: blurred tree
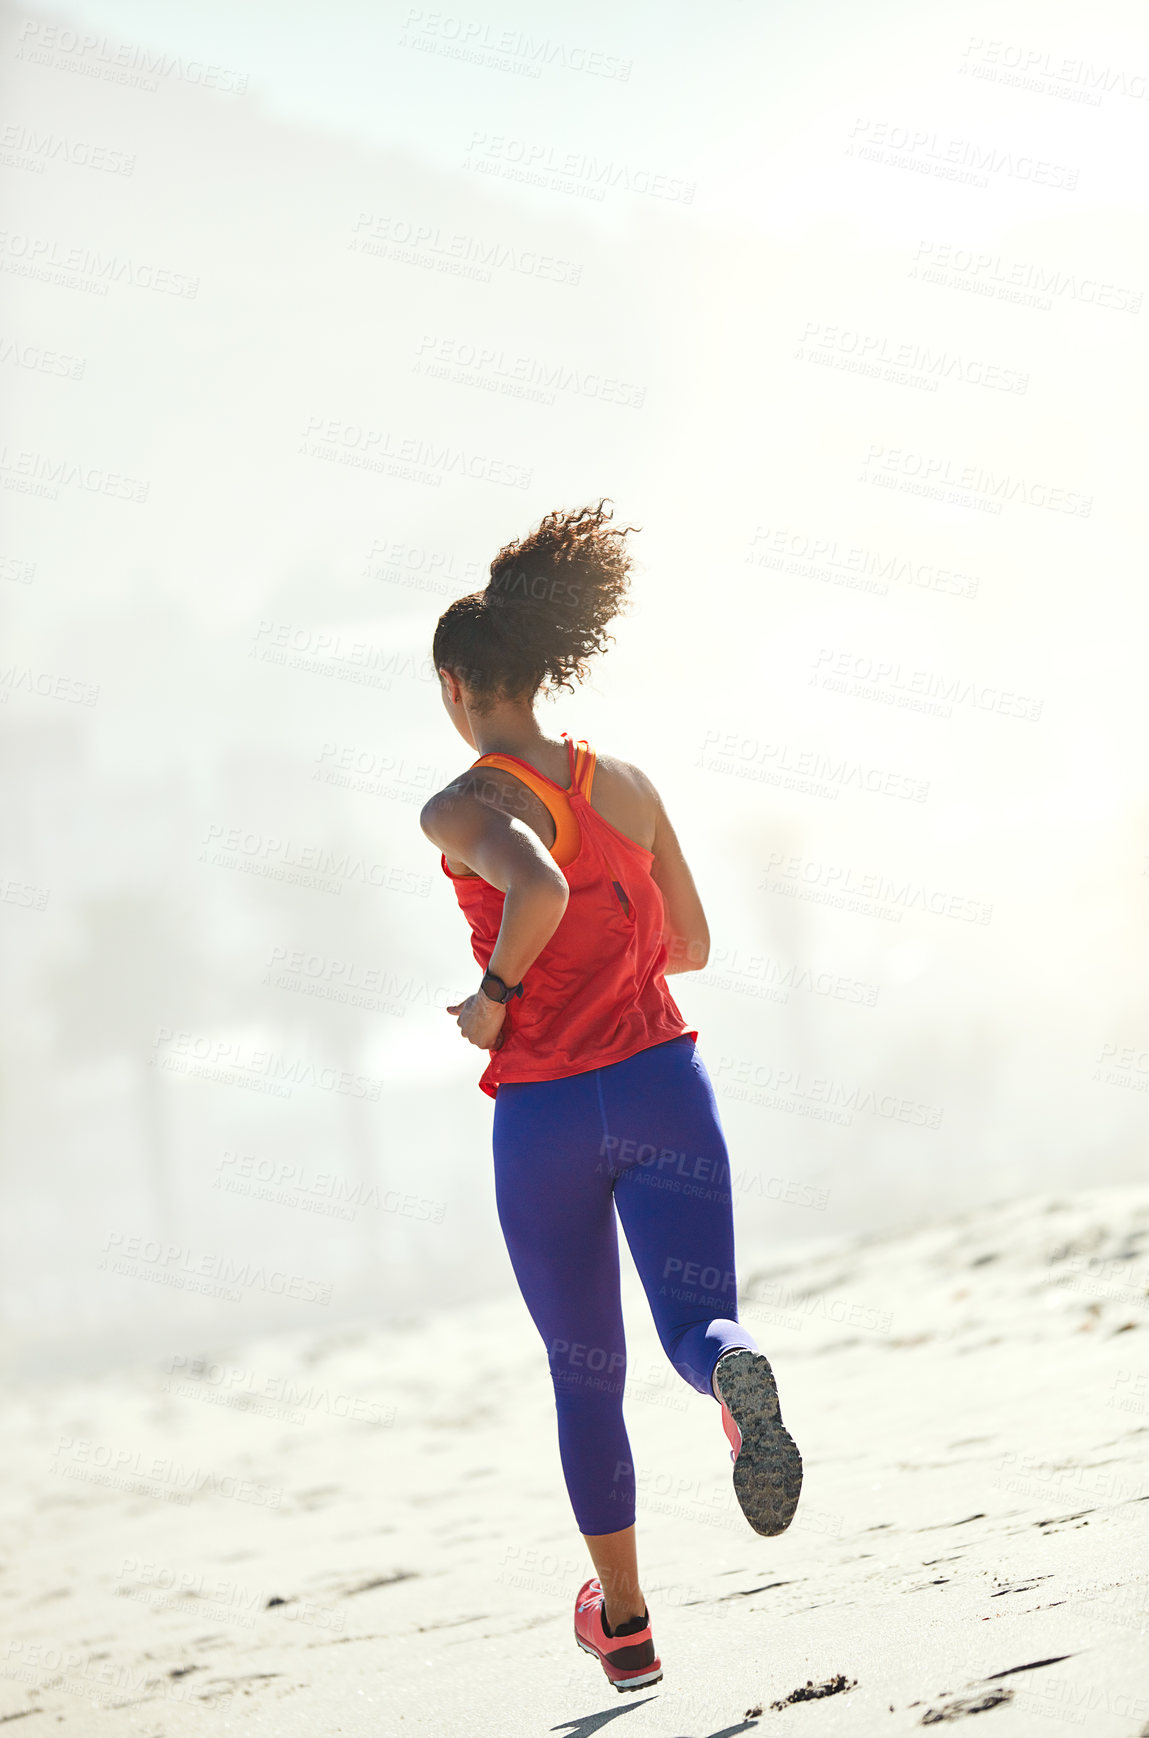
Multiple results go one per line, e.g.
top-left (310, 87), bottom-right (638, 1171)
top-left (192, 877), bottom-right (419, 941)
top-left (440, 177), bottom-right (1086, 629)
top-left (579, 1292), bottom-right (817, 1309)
top-left (45, 890), bottom-right (210, 1242)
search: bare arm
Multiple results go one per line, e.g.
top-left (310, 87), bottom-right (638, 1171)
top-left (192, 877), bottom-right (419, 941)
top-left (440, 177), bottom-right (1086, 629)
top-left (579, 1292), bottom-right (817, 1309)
top-left (421, 783), bottom-right (569, 1046)
top-left (647, 784), bottom-right (710, 973)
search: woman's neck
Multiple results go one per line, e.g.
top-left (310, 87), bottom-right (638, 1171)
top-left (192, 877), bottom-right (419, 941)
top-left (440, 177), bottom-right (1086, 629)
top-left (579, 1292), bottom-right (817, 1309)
top-left (468, 701), bottom-right (557, 760)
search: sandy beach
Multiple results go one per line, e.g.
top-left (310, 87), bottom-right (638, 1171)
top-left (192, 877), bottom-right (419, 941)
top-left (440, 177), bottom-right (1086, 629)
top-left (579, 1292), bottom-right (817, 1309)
top-left (2, 1184), bottom-right (1146, 1736)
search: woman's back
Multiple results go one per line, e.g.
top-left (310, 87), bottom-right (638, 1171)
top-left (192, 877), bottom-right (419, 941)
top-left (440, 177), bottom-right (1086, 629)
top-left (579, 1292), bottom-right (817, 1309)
top-left (436, 742), bottom-right (708, 977)
top-left (439, 742), bottom-right (658, 872)
top-left (436, 735), bottom-right (695, 1097)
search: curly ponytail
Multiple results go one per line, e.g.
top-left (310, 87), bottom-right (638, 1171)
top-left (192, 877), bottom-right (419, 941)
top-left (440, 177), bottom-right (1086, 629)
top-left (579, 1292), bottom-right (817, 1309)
top-left (432, 500), bottom-right (636, 707)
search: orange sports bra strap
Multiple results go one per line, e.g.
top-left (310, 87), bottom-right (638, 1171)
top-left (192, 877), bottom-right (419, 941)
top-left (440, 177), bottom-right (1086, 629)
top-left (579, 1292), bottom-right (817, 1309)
top-left (575, 743), bottom-right (596, 802)
top-left (470, 751), bottom-right (580, 865)
top-left (472, 752), bottom-right (554, 799)
top-left (564, 734), bottom-right (597, 801)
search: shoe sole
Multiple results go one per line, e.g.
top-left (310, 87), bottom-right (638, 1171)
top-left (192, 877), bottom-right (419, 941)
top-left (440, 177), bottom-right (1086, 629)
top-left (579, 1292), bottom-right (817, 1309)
top-left (575, 1635), bottom-right (663, 1691)
top-left (717, 1349), bottom-right (803, 1536)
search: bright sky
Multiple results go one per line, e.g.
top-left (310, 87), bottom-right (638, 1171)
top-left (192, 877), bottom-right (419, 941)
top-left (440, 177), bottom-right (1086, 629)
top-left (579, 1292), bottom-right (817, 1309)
top-left (6, 0), bottom-right (1149, 1359)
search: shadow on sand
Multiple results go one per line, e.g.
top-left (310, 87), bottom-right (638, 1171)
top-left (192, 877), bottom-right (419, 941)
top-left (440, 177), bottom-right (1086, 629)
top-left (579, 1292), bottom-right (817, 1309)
top-left (552, 1706), bottom-right (760, 1738)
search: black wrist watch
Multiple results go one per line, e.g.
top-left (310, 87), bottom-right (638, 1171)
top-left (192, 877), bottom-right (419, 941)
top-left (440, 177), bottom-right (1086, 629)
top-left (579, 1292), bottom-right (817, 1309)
top-left (480, 971), bottom-right (524, 1005)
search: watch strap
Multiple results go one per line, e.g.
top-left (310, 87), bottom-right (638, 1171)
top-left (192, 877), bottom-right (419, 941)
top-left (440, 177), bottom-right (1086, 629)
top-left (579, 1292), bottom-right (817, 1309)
top-left (481, 971), bottom-right (523, 1004)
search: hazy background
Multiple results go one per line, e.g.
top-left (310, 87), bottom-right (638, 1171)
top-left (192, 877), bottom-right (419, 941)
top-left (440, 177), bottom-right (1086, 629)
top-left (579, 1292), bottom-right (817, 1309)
top-left (2, 0), bottom-right (1147, 1379)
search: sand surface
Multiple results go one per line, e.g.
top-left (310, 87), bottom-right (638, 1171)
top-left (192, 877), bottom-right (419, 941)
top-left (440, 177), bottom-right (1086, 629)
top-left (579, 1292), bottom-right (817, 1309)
top-left (3, 1186), bottom-right (1148, 1737)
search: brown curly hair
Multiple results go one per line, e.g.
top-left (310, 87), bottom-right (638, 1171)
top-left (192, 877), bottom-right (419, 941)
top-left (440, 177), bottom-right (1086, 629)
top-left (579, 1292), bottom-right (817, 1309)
top-left (432, 500), bottom-right (636, 707)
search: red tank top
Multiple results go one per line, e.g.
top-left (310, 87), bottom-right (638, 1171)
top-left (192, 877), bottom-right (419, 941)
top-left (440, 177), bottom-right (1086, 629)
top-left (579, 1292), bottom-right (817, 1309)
top-left (441, 734), bottom-right (696, 1097)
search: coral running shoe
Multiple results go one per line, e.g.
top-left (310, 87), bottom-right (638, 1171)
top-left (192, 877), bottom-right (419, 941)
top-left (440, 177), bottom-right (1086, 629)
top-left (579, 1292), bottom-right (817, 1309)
top-left (715, 1349), bottom-right (803, 1536)
top-left (573, 1578), bottom-right (662, 1692)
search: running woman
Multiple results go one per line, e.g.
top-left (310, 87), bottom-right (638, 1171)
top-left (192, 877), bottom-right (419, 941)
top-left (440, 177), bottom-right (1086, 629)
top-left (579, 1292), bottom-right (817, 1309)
top-left (420, 502), bottom-right (802, 1692)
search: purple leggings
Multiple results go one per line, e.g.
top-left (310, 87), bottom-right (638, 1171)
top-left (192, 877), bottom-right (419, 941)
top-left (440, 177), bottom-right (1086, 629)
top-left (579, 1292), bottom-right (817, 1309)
top-left (491, 1035), bottom-right (759, 1534)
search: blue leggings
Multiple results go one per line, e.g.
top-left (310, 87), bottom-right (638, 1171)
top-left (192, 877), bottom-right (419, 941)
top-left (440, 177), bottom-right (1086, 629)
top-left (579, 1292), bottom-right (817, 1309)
top-left (491, 1034), bottom-right (760, 1535)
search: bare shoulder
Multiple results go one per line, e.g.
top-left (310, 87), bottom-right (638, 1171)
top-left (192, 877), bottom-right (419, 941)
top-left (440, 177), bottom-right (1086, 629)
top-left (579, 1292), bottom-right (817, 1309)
top-left (592, 751), bottom-right (661, 802)
top-left (419, 776), bottom-right (469, 850)
top-left (590, 752), bottom-right (663, 851)
top-left (420, 764), bottom-right (545, 849)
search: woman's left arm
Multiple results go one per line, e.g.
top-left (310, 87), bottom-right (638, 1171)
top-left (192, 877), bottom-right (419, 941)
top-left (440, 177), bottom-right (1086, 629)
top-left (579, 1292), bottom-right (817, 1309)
top-left (646, 785), bottom-right (711, 974)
